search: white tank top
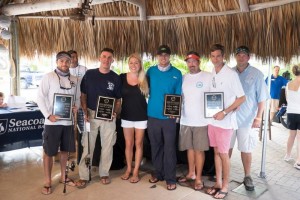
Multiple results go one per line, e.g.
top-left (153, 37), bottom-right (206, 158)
top-left (286, 82), bottom-right (300, 114)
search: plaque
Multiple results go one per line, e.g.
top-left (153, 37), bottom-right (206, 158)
top-left (53, 93), bottom-right (74, 120)
top-left (95, 96), bottom-right (115, 120)
top-left (204, 92), bottom-right (224, 118)
top-left (163, 94), bottom-right (182, 117)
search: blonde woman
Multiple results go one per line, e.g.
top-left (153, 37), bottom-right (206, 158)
top-left (285, 65), bottom-right (300, 170)
top-left (120, 53), bottom-right (149, 183)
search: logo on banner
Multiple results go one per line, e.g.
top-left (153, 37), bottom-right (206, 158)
top-left (0, 119), bottom-right (8, 135)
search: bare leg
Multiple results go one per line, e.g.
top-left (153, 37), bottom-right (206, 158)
top-left (43, 152), bottom-right (53, 186)
top-left (60, 151), bottom-right (68, 181)
top-left (194, 150), bottom-right (205, 189)
top-left (214, 152), bottom-right (230, 198)
top-left (187, 149), bottom-right (196, 178)
top-left (296, 131), bottom-right (300, 163)
top-left (122, 128), bottom-right (134, 179)
top-left (241, 152), bottom-right (252, 176)
top-left (270, 112), bottom-right (276, 123)
top-left (286, 130), bottom-right (297, 158)
top-left (213, 147), bottom-right (222, 188)
top-left (131, 128), bottom-right (145, 182)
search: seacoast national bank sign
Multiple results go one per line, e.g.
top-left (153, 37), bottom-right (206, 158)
top-left (0, 111), bottom-right (45, 151)
top-left (7, 118), bottom-right (45, 133)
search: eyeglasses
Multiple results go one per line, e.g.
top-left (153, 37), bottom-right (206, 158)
top-left (55, 71), bottom-right (74, 90)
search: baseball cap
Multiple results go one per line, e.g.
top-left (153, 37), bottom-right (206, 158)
top-left (56, 51), bottom-right (71, 61)
top-left (157, 45), bottom-right (171, 55)
top-left (184, 51), bottom-right (200, 61)
top-left (235, 46), bottom-right (250, 55)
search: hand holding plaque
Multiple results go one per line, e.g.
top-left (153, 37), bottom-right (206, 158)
top-left (95, 96), bottom-right (115, 120)
top-left (52, 93), bottom-right (74, 120)
top-left (164, 94), bottom-right (182, 117)
top-left (204, 92), bottom-right (224, 118)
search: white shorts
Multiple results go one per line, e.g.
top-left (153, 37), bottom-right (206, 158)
top-left (121, 119), bottom-right (147, 129)
top-left (230, 127), bottom-right (258, 153)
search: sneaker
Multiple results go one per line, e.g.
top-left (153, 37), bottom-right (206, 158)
top-left (243, 176), bottom-right (255, 191)
top-left (284, 155), bottom-right (293, 162)
top-left (294, 163), bottom-right (300, 170)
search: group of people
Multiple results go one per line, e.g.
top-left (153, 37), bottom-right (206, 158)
top-left (36, 43), bottom-right (299, 200)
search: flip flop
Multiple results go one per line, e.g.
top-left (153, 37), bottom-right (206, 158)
top-left (130, 176), bottom-right (140, 183)
top-left (41, 185), bottom-right (52, 195)
top-left (75, 179), bottom-right (88, 189)
top-left (121, 172), bottom-right (131, 180)
top-left (214, 190), bottom-right (228, 199)
top-left (149, 176), bottom-right (159, 183)
top-left (194, 181), bottom-right (204, 191)
top-left (207, 186), bottom-right (221, 195)
top-left (177, 175), bottom-right (196, 183)
top-left (59, 178), bottom-right (76, 187)
top-left (100, 176), bottom-right (111, 185)
top-left (167, 183), bottom-right (177, 191)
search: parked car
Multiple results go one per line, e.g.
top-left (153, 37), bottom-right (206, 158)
top-left (20, 67), bottom-right (44, 89)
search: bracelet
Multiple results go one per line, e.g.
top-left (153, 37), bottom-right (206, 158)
top-left (255, 117), bottom-right (262, 121)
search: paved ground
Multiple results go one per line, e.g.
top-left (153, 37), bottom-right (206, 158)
top-left (0, 121), bottom-right (299, 200)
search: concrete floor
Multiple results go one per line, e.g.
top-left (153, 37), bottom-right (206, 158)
top-left (0, 122), bottom-right (299, 200)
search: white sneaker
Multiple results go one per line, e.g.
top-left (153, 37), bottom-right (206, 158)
top-left (293, 162), bottom-right (300, 170)
top-left (284, 155), bottom-right (293, 162)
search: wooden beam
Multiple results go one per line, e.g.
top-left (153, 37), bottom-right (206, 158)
top-left (2, 0), bottom-right (82, 16)
top-left (250, 0), bottom-right (300, 11)
top-left (239, 0), bottom-right (249, 12)
top-left (18, 9), bottom-right (240, 21)
top-left (1, 0), bottom-right (116, 16)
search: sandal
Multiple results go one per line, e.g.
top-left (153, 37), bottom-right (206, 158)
top-left (75, 179), bottom-right (88, 189)
top-left (177, 175), bottom-right (196, 183)
top-left (214, 190), bottom-right (228, 199)
top-left (194, 180), bottom-right (204, 191)
top-left (100, 176), bottom-right (111, 185)
top-left (59, 178), bottom-right (76, 187)
top-left (41, 185), bottom-right (52, 195)
top-left (149, 176), bottom-right (159, 183)
top-left (130, 176), bottom-right (140, 183)
top-left (167, 183), bottom-right (177, 191)
top-left (207, 186), bottom-right (221, 195)
top-left (121, 172), bottom-right (131, 180)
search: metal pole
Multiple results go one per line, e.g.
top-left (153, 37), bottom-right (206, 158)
top-left (259, 58), bottom-right (272, 178)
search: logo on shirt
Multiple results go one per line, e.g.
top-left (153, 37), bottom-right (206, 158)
top-left (196, 81), bottom-right (203, 88)
top-left (107, 81), bottom-right (115, 91)
top-left (0, 119), bottom-right (8, 135)
top-left (173, 76), bottom-right (178, 79)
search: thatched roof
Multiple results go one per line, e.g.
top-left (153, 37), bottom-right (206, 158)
top-left (1, 0), bottom-right (300, 63)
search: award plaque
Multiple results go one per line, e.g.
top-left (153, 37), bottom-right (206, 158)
top-left (95, 96), bottom-right (115, 120)
top-left (53, 93), bottom-right (74, 120)
top-left (163, 94), bottom-right (182, 117)
top-left (204, 92), bottom-right (224, 118)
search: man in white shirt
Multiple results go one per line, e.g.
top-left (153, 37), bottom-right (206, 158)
top-left (206, 44), bottom-right (245, 199)
top-left (68, 50), bottom-right (87, 163)
top-left (37, 51), bottom-right (80, 195)
top-left (179, 51), bottom-right (212, 190)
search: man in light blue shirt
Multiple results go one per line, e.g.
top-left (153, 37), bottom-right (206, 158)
top-left (229, 46), bottom-right (269, 191)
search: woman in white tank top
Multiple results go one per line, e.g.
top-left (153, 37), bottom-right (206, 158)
top-left (284, 65), bottom-right (300, 170)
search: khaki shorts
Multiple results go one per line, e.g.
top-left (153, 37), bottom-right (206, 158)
top-left (270, 99), bottom-right (279, 112)
top-left (179, 125), bottom-right (209, 151)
